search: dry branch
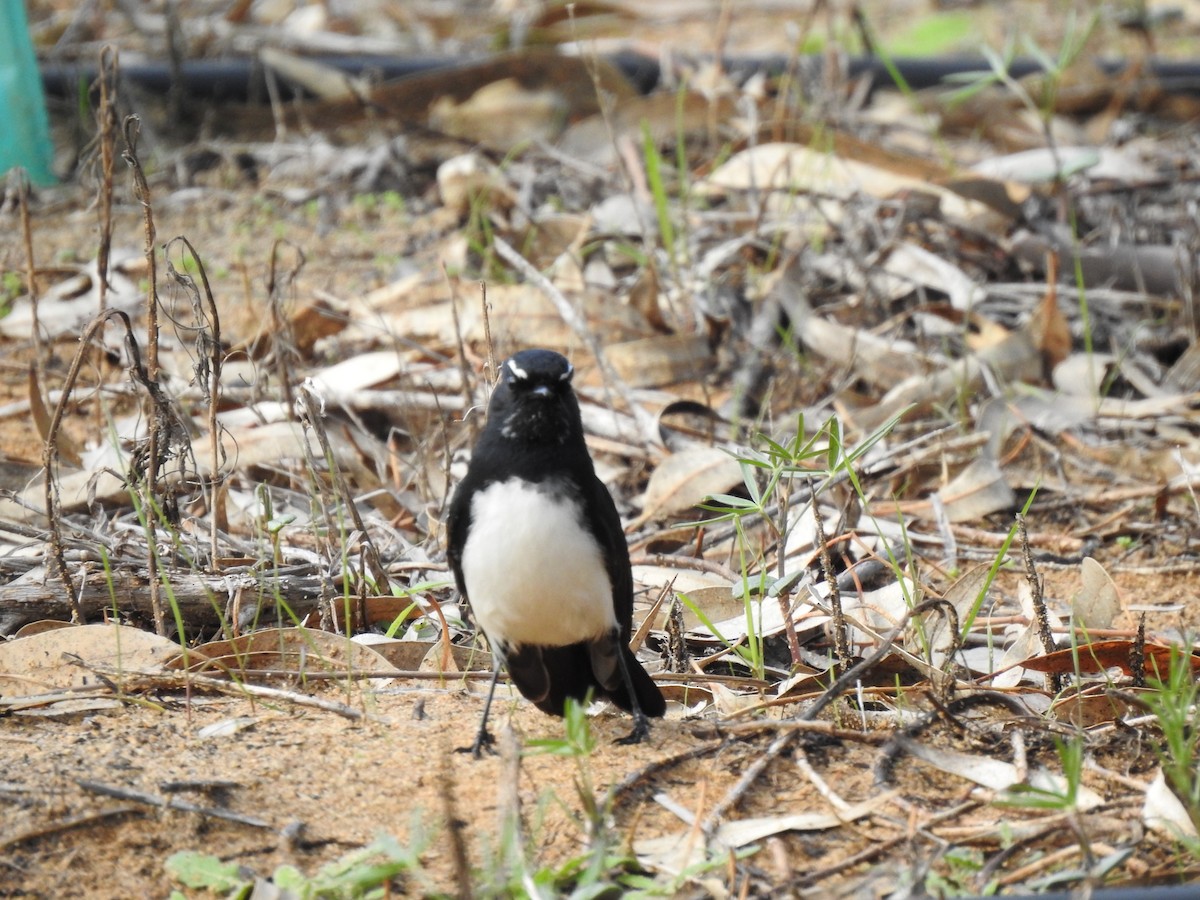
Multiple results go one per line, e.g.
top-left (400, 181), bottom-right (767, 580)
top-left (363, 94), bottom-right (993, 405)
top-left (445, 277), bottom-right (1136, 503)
top-left (0, 568), bottom-right (328, 635)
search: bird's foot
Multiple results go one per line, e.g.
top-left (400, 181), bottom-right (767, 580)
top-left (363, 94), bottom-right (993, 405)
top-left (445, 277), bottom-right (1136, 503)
top-left (614, 714), bottom-right (651, 746)
top-left (457, 729), bottom-right (496, 759)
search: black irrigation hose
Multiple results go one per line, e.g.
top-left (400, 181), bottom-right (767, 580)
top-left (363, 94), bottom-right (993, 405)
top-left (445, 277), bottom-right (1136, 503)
top-left (38, 52), bottom-right (1200, 104)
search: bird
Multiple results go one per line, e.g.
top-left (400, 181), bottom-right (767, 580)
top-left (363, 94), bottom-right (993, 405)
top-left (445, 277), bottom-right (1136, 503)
top-left (446, 348), bottom-right (666, 757)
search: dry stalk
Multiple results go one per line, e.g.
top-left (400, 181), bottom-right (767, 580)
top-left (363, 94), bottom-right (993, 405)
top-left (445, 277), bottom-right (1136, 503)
top-left (163, 236), bottom-right (225, 565)
top-left (665, 594), bottom-right (688, 674)
top-left (480, 280), bottom-right (496, 378)
top-left (812, 486), bottom-right (850, 667)
top-left (41, 310), bottom-right (150, 620)
top-left (266, 238), bottom-right (306, 408)
top-left (17, 175), bottom-right (43, 387)
top-left (95, 47), bottom-right (118, 315)
top-left (94, 47), bottom-right (119, 435)
top-left (496, 722), bottom-right (525, 888)
top-left (443, 263), bottom-right (478, 442)
top-left (1130, 614), bottom-right (1146, 688)
top-left (1018, 513), bottom-right (1063, 693)
top-left (121, 114), bottom-right (167, 635)
top-left (296, 384), bottom-right (391, 596)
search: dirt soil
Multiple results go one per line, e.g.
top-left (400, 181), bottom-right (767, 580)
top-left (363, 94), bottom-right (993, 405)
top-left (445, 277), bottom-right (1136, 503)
top-left (1, 566), bottom-right (1192, 899)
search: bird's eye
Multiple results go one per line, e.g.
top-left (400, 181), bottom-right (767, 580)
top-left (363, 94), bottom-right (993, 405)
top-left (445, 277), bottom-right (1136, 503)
top-left (560, 363), bottom-right (574, 383)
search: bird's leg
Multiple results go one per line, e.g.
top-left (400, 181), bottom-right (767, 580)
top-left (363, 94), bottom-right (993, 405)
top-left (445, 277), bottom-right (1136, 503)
top-left (613, 637), bottom-right (651, 746)
top-left (463, 655), bottom-right (503, 758)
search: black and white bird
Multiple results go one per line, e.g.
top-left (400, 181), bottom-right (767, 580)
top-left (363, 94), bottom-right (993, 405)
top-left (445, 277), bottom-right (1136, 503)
top-left (446, 348), bottom-right (665, 756)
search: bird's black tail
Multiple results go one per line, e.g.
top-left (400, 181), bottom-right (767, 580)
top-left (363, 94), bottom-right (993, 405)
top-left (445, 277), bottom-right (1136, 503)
top-left (606, 645), bottom-right (666, 717)
top-left (526, 642), bottom-right (665, 718)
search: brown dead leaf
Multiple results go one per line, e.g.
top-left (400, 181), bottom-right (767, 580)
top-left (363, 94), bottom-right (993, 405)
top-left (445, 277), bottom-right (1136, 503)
top-left (605, 335), bottom-right (714, 388)
top-left (935, 455), bottom-right (1015, 523)
top-left (29, 365), bottom-right (81, 467)
top-left (1028, 260), bottom-right (1072, 373)
top-left (559, 92), bottom-right (735, 167)
top-left (0, 623), bottom-right (181, 698)
top-left (430, 78), bottom-right (567, 151)
top-left (174, 626), bottom-right (398, 677)
top-left (1051, 684), bottom-right (1147, 728)
top-left (1018, 641), bottom-right (1196, 677)
top-left (1072, 557), bottom-right (1123, 630)
top-left (636, 445), bottom-right (742, 525)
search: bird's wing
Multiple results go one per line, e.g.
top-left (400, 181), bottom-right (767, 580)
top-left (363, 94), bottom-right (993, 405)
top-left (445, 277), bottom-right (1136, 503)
top-left (444, 479), bottom-right (473, 597)
top-left (586, 473), bottom-right (635, 640)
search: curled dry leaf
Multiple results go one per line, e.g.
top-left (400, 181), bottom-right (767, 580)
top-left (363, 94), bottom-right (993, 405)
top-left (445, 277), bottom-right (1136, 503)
top-left (698, 142), bottom-right (989, 223)
top-left (896, 734), bottom-right (1103, 810)
top-left (1018, 640), bottom-right (1194, 677)
top-left (604, 335), bottom-right (714, 389)
top-left (635, 445), bottom-right (743, 525)
top-left (429, 78), bottom-right (567, 151)
top-left (171, 626), bottom-right (399, 679)
top-left (436, 152), bottom-right (515, 216)
top-left (1143, 769), bottom-right (1199, 841)
top-left (934, 454), bottom-right (1015, 523)
top-left (0, 623), bottom-right (181, 698)
top-left (880, 242), bottom-right (986, 312)
top-left (1072, 557), bottom-right (1122, 630)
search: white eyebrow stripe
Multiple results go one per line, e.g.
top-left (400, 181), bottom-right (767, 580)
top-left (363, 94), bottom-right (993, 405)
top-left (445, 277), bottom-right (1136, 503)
top-left (560, 363), bottom-right (573, 381)
top-left (506, 359), bottom-right (529, 380)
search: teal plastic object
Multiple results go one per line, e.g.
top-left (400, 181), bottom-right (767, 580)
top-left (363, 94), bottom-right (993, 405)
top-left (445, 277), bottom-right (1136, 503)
top-left (0, 0), bottom-right (55, 185)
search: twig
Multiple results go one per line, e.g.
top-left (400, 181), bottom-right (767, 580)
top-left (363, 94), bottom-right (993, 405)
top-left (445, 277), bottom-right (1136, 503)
top-left (41, 311), bottom-right (145, 621)
top-left (265, 238), bottom-right (306, 408)
top-left (699, 604), bottom-right (921, 834)
top-left (628, 553), bottom-right (739, 583)
top-left (297, 383), bottom-right (391, 596)
top-left (163, 236), bottom-right (225, 566)
top-left (480, 280), bottom-right (496, 386)
top-left (611, 738), bottom-right (732, 804)
top-left (0, 805), bottom-right (143, 850)
top-left (812, 485), bottom-right (849, 667)
top-left (789, 800), bottom-right (981, 890)
top-left (1019, 512), bottom-right (1063, 694)
top-left (87, 665), bottom-right (367, 719)
top-left (121, 114), bottom-right (166, 636)
top-left (77, 779), bottom-right (270, 828)
top-left (444, 263), bottom-right (478, 442)
top-left (492, 236), bottom-right (660, 447)
top-left (94, 46), bottom-right (119, 438)
top-left (17, 174), bottom-right (43, 388)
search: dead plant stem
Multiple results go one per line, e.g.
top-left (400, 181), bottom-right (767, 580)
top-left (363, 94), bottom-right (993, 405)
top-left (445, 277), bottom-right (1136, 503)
top-left (17, 176), bottom-right (43, 388)
top-left (121, 115), bottom-right (166, 635)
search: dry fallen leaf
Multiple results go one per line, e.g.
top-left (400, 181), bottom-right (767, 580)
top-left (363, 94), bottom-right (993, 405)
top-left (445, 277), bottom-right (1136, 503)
top-left (636, 445), bottom-right (743, 525)
top-left (1072, 557), bottom-right (1123, 630)
top-left (0, 623), bottom-right (180, 698)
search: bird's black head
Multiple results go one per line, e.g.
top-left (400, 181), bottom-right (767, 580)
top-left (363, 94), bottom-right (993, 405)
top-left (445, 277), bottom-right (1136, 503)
top-left (487, 349), bottom-right (580, 445)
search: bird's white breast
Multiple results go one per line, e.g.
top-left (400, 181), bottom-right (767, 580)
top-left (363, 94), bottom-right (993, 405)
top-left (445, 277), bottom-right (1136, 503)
top-left (461, 477), bottom-right (616, 648)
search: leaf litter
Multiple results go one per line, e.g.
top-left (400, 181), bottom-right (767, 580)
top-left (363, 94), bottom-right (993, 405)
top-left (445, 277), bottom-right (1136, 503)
top-left (4, 0), bottom-right (1200, 895)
